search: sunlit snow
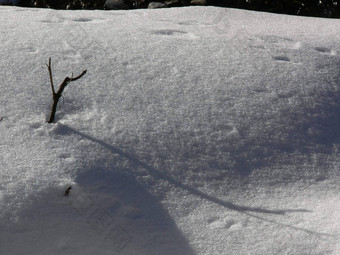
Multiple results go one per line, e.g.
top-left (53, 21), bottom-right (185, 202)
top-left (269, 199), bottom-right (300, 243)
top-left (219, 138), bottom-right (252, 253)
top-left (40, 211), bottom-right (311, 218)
top-left (0, 5), bottom-right (339, 255)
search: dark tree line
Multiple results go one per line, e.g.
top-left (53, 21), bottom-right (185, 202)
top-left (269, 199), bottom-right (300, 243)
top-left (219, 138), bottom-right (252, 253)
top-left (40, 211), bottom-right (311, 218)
top-left (18, 0), bottom-right (143, 9)
top-left (18, 0), bottom-right (106, 9)
top-left (16, 0), bottom-right (340, 18)
top-left (209, 0), bottom-right (340, 18)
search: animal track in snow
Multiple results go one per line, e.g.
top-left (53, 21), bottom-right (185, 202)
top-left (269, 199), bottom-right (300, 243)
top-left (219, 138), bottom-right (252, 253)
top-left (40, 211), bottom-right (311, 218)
top-left (315, 47), bottom-right (331, 53)
top-left (71, 17), bottom-right (109, 24)
top-left (150, 29), bottom-right (198, 40)
top-left (72, 18), bottom-right (93, 23)
top-left (253, 86), bottom-right (268, 93)
top-left (151, 29), bottom-right (188, 36)
top-left (314, 46), bottom-right (337, 55)
top-left (177, 20), bottom-right (198, 26)
top-left (272, 56), bottom-right (290, 62)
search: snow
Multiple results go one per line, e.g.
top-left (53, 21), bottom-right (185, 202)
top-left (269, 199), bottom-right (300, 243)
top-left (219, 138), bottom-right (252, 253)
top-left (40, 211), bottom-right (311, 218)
top-left (0, 5), bottom-right (339, 255)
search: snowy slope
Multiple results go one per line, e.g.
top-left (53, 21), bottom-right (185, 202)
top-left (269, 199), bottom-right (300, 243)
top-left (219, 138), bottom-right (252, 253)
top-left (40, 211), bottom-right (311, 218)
top-left (0, 5), bottom-right (339, 255)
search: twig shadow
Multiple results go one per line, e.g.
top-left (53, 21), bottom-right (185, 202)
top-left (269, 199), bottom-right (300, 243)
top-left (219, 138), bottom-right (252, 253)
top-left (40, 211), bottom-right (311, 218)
top-left (59, 124), bottom-right (332, 236)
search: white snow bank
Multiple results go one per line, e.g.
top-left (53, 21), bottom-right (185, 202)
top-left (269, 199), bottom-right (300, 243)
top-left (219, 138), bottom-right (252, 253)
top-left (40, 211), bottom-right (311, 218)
top-left (0, 5), bottom-right (339, 255)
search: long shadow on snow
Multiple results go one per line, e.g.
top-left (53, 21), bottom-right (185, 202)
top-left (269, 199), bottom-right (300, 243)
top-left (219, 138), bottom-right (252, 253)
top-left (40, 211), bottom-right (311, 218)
top-left (60, 124), bottom-right (330, 236)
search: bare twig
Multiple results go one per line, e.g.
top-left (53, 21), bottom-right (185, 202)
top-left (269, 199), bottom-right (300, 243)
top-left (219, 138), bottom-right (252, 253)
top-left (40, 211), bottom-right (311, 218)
top-left (46, 57), bottom-right (55, 95)
top-left (47, 58), bottom-right (87, 123)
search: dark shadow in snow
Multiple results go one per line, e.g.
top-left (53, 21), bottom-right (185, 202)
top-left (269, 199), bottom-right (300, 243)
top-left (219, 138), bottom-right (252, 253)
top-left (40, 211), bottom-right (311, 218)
top-left (56, 124), bottom-right (330, 237)
top-left (306, 87), bottom-right (340, 146)
top-left (2, 173), bottom-right (196, 255)
top-left (71, 167), bottom-right (197, 255)
top-left (236, 58), bottom-right (340, 177)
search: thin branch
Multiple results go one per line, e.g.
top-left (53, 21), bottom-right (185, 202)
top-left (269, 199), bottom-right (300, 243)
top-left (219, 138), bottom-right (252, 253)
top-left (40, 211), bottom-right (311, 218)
top-left (46, 58), bottom-right (87, 123)
top-left (71, 70), bottom-right (87, 81)
top-left (55, 70), bottom-right (87, 99)
top-left (46, 57), bottom-right (55, 95)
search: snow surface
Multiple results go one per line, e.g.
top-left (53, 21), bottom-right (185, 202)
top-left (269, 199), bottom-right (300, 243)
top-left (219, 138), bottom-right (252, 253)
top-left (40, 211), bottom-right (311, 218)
top-left (0, 5), bottom-right (339, 255)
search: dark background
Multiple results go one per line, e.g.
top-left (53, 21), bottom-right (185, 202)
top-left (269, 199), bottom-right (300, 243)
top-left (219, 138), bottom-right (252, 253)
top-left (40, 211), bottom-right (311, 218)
top-left (10, 0), bottom-right (340, 18)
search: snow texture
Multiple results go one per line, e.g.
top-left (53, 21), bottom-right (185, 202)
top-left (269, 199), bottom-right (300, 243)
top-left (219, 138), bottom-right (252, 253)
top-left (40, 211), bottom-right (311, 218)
top-left (0, 5), bottom-right (339, 255)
